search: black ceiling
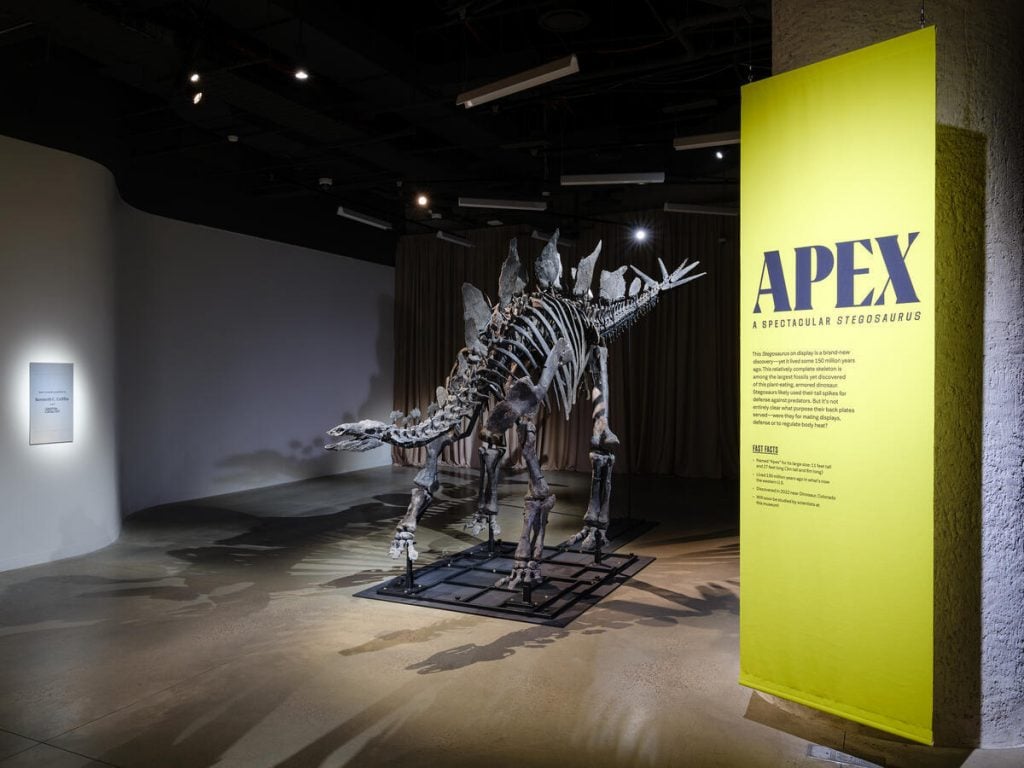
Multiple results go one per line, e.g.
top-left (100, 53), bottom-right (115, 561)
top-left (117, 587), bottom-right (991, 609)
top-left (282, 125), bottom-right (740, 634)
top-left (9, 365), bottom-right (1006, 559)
top-left (0, 0), bottom-right (770, 264)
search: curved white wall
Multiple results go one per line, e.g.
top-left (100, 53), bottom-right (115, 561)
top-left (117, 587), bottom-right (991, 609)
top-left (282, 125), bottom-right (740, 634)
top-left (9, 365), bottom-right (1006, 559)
top-left (0, 135), bottom-right (120, 571)
top-left (0, 134), bottom-right (395, 570)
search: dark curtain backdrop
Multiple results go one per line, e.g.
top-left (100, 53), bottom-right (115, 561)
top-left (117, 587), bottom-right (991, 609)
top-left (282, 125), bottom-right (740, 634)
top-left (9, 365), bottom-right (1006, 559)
top-left (392, 211), bottom-right (739, 478)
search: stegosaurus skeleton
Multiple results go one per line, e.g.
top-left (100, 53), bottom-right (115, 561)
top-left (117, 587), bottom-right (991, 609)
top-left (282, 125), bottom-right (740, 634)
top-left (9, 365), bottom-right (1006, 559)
top-left (328, 231), bottom-right (703, 587)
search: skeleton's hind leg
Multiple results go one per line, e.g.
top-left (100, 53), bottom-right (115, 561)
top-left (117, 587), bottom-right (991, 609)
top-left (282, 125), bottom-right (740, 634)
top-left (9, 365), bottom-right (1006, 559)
top-left (569, 345), bottom-right (617, 550)
top-left (468, 438), bottom-right (505, 536)
top-left (496, 416), bottom-right (553, 588)
top-left (390, 435), bottom-right (447, 560)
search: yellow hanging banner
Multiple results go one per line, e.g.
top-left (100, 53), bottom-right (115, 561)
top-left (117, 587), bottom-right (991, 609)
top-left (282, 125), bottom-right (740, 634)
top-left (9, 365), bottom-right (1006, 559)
top-left (739, 28), bottom-right (936, 744)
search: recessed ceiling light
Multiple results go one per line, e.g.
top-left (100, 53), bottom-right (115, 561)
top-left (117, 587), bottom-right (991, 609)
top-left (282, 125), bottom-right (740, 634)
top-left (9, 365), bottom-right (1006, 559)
top-left (663, 203), bottom-right (738, 216)
top-left (337, 206), bottom-right (392, 230)
top-left (673, 131), bottom-right (740, 151)
top-left (192, 91), bottom-right (203, 105)
top-left (458, 197), bottom-right (547, 211)
top-left (560, 172), bottom-right (665, 186)
top-left (436, 230), bottom-right (474, 248)
top-left (416, 194), bottom-right (429, 207)
top-left (188, 72), bottom-right (200, 83)
top-left (294, 68), bottom-right (309, 81)
top-left (715, 150), bottom-right (724, 160)
top-left (456, 54), bottom-right (579, 109)
top-left (633, 228), bottom-right (648, 242)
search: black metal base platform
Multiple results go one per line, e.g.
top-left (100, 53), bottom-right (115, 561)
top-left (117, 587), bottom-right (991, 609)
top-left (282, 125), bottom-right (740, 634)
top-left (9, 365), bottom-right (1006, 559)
top-left (354, 519), bottom-right (656, 627)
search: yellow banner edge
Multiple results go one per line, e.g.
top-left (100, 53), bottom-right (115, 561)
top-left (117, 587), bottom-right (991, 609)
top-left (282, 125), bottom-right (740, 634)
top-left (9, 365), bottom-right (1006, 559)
top-left (739, 673), bottom-right (934, 745)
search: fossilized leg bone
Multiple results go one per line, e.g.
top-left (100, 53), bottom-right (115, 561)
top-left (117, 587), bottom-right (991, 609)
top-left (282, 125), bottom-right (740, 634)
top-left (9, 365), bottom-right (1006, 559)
top-left (496, 416), bottom-right (554, 588)
top-left (588, 345), bottom-right (619, 449)
top-left (468, 440), bottom-right (505, 536)
top-left (390, 435), bottom-right (447, 560)
top-left (569, 345), bottom-right (618, 550)
top-left (571, 450), bottom-right (615, 552)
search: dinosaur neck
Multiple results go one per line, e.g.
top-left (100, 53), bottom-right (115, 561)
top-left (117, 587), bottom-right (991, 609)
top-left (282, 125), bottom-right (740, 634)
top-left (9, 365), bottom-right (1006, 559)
top-left (385, 349), bottom-right (491, 448)
top-left (386, 395), bottom-right (482, 448)
top-left (594, 289), bottom-right (660, 341)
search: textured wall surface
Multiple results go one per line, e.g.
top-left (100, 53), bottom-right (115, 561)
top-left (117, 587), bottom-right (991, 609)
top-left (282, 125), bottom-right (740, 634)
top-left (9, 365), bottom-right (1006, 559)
top-left (773, 0), bottom-right (1024, 748)
top-left (117, 207), bottom-right (395, 514)
top-left (0, 135), bottom-right (121, 571)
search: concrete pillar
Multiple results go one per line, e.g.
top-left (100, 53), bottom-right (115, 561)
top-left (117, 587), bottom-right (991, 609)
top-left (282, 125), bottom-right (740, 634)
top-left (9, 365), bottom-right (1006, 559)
top-left (772, 0), bottom-right (1023, 748)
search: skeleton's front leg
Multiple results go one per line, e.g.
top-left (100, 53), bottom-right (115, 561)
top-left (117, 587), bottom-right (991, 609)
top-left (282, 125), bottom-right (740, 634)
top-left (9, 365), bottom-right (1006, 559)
top-left (497, 417), bottom-right (554, 588)
top-left (467, 439), bottom-right (505, 537)
top-left (569, 344), bottom-right (617, 550)
top-left (570, 449), bottom-right (614, 551)
top-left (390, 435), bottom-right (446, 560)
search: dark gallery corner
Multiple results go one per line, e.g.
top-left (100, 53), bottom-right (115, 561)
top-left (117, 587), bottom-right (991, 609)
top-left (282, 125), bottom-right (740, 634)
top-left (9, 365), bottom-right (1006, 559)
top-left (0, 2), bottom-right (1021, 768)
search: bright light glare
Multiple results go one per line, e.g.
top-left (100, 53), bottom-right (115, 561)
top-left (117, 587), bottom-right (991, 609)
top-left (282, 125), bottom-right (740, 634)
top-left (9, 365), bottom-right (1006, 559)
top-left (294, 68), bottom-right (309, 81)
top-left (188, 72), bottom-right (200, 83)
top-left (633, 228), bottom-right (648, 242)
top-left (192, 91), bottom-right (203, 105)
top-left (416, 194), bottom-right (429, 207)
top-left (715, 150), bottom-right (724, 159)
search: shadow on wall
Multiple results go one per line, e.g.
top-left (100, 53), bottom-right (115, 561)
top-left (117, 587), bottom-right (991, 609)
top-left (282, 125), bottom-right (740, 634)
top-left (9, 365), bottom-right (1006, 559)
top-left (213, 293), bottom-right (395, 486)
top-left (215, 436), bottom-right (334, 486)
top-left (932, 124), bottom-right (986, 748)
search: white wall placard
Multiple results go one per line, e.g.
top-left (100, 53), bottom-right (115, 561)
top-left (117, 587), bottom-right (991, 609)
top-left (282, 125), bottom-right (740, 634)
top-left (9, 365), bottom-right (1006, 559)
top-left (30, 362), bottom-right (74, 445)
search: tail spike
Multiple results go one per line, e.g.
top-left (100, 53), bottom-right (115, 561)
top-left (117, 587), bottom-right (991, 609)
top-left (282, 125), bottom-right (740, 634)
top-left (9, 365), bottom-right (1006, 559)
top-left (630, 264), bottom-right (658, 288)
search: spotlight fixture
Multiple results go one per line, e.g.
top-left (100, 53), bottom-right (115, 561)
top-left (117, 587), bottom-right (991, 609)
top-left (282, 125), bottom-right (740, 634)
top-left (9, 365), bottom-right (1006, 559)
top-left (633, 228), bottom-right (649, 242)
top-left (336, 206), bottom-right (392, 230)
top-left (436, 230), bottom-right (474, 248)
top-left (672, 131), bottom-right (740, 151)
top-left (531, 229), bottom-right (575, 248)
top-left (559, 172), bottom-right (665, 186)
top-left (188, 72), bottom-right (200, 83)
top-left (456, 54), bottom-right (579, 108)
top-left (416, 194), bottom-right (429, 207)
top-left (192, 91), bottom-right (203, 105)
top-left (458, 197), bottom-right (547, 211)
top-left (663, 202), bottom-right (739, 216)
top-left (294, 67), bottom-right (309, 81)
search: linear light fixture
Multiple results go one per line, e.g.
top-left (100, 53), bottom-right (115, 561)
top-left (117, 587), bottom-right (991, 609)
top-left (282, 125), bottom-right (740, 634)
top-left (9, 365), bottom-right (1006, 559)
top-left (531, 229), bottom-right (575, 248)
top-left (664, 202), bottom-right (739, 216)
top-left (336, 206), bottom-right (392, 230)
top-left (456, 54), bottom-right (579, 108)
top-left (458, 197), bottom-right (548, 211)
top-left (560, 171), bottom-right (665, 186)
top-left (436, 230), bottom-right (475, 248)
top-left (672, 131), bottom-right (740, 151)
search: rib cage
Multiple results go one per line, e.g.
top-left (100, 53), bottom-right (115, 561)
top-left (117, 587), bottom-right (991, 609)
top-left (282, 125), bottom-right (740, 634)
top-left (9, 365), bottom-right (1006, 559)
top-left (482, 293), bottom-right (597, 418)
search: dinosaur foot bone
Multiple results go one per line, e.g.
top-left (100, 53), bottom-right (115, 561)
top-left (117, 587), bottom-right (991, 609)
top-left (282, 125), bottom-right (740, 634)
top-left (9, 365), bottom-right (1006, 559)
top-left (465, 512), bottom-right (501, 537)
top-left (567, 525), bottom-right (608, 552)
top-left (495, 560), bottom-right (542, 589)
top-left (388, 529), bottom-right (419, 561)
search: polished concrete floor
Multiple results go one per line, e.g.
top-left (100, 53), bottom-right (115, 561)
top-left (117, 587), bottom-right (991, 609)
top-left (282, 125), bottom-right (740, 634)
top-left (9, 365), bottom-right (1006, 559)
top-left (0, 466), bottom-right (1020, 768)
